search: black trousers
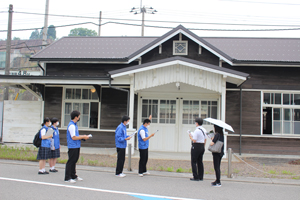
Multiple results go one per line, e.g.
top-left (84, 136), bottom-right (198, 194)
top-left (64, 148), bottom-right (80, 181)
top-left (213, 153), bottom-right (223, 183)
top-left (116, 148), bottom-right (126, 175)
top-left (138, 148), bottom-right (148, 174)
top-left (191, 143), bottom-right (205, 180)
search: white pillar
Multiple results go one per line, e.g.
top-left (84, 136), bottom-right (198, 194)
top-left (221, 75), bottom-right (227, 157)
top-left (126, 75), bottom-right (135, 155)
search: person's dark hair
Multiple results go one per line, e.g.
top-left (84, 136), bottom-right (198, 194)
top-left (42, 117), bottom-right (50, 126)
top-left (51, 117), bottom-right (59, 124)
top-left (214, 125), bottom-right (224, 135)
top-left (121, 115), bottom-right (130, 123)
top-left (195, 118), bottom-right (203, 126)
top-left (143, 119), bottom-right (151, 124)
top-left (70, 110), bottom-right (81, 120)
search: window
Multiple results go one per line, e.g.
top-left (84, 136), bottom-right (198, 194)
top-left (142, 99), bottom-right (158, 123)
top-left (173, 41), bottom-right (188, 55)
top-left (63, 88), bottom-right (99, 128)
top-left (263, 92), bottom-right (300, 135)
top-left (182, 101), bottom-right (199, 124)
top-left (201, 101), bottom-right (218, 124)
top-left (160, 100), bottom-right (177, 124)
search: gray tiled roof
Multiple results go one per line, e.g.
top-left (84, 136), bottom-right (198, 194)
top-left (202, 37), bottom-right (300, 63)
top-left (30, 25), bottom-right (300, 64)
top-left (31, 37), bottom-right (158, 61)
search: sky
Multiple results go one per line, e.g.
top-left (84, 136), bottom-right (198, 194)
top-left (1, 0), bottom-right (300, 40)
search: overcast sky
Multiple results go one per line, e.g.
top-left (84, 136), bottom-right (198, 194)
top-left (1, 0), bottom-right (300, 40)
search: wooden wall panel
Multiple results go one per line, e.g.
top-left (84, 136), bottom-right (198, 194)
top-left (227, 136), bottom-right (300, 155)
top-left (226, 91), bottom-right (261, 135)
top-left (44, 87), bottom-right (63, 126)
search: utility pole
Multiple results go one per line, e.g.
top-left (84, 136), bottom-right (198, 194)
top-left (42, 0), bottom-right (49, 48)
top-left (4, 4), bottom-right (13, 100)
top-left (98, 11), bottom-right (102, 36)
top-left (130, 0), bottom-right (157, 37)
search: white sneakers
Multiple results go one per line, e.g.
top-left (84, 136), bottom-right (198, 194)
top-left (65, 179), bottom-right (76, 183)
top-left (65, 176), bottom-right (83, 183)
top-left (116, 173), bottom-right (126, 178)
top-left (143, 171), bottom-right (150, 175)
top-left (138, 174), bottom-right (144, 177)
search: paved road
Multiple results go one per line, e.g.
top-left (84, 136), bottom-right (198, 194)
top-left (0, 161), bottom-right (299, 200)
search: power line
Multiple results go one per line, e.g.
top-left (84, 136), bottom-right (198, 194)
top-left (1, 10), bottom-right (300, 28)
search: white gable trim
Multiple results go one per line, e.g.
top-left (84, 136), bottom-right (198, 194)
top-left (128, 29), bottom-right (233, 65)
top-left (111, 60), bottom-right (246, 85)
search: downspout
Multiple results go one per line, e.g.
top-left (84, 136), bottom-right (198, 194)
top-left (109, 74), bottom-right (129, 116)
top-left (239, 76), bottom-right (250, 155)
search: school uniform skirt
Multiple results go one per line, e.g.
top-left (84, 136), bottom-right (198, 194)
top-left (49, 149), bottom-right (60, 159)
top-left (36, 147), bottom-right (51, 160)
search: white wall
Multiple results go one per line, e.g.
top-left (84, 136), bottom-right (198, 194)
top-left (3, 101), bottom-right (43, 143)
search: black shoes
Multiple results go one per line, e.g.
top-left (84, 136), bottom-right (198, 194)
top-left (190, 178), bottom-right (199, 181)
top-left (49, 169), bottom-right (58, 172)
top-left (38, 171), bottom-right (49, 175)
top-left (211, 181), bottom-right (222, 187)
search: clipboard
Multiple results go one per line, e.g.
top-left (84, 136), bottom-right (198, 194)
top-left (45, 128), bottom-right (54, 137)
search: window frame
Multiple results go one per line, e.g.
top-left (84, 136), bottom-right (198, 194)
top-left (62, 86), bottom-right (101, 130)
top-left (262, 91), bottom-right (300, 135)
top-left (173, 40), bottom-right (188, 55)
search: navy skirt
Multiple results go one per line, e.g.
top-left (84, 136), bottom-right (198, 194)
top-left (36, 147), bottom-right (51, 160)
top-left (49, 149), bottom-right (60, 159)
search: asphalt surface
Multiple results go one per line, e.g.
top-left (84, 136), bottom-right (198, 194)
top-left (0, 160), bottom-right (299, 200)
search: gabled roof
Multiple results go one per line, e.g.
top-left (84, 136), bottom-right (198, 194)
top-left (30, 25), bottom-right (300, 65)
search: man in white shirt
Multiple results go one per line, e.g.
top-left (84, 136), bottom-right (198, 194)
top-left (189, 118), bottom-right (207, 181)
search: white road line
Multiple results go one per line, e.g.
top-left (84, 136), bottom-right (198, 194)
top-left (0, 177), bottom-right (203, 200)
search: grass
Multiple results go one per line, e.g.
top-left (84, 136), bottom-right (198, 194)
top-left (57, 158), bottom-right (68, 164)
top-left (166, 167), bottom-right (174, 172)
top-left (87, 159), bottom-right (98, 166)
top-left (281, 170), bottom-right (294, 175)
top-left (176, 167), bottom-right (184, 173)
top-left (79, 156), bottom-right (85, 164)
top-left (268, 170), bottom-right (277, 175)
top-left (0, 145), bottom-right (38, 161)
top-left (233, 169), bottom-right (240, 174)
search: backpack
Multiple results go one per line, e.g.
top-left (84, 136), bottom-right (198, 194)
top-left (33, 129), bottom-right (42, 147)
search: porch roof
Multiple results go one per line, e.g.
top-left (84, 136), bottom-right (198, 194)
top-left (0, 75), bottom-right (110, 85)
top-left (109, 56), bottom-right (249, 86)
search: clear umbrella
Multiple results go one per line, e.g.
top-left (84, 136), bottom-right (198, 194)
top-left (203, 118), bottom-right (234, 132)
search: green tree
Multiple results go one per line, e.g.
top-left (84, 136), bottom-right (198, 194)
top-left (68, 28), bottom-right (97, 37)
top-left (47, 25), bottom-right (56, 40)
top-left (13, 37), bottom-right (21, 40)
top-left (29, 29), bottom-right (40, 40)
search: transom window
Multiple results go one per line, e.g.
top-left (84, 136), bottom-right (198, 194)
top-left (63, 88), bottom-right (99, 129)
top-left (263, 92), bottom-right (300, 135)
top-left (173, 41), bottom-right (188, 55)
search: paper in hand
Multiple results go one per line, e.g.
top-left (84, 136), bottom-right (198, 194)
top-left (88, 134), bottom-right (92, 138)
top-left (129, 131), bottom-right (137, 137)
top-left (154, 130), bottom-right (159, 133)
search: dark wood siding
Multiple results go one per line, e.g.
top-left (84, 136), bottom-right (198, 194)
top-left (142, 34), bottom-right (219, 66)
top-left (226, 91), bottom-right (261, 135)
top-left (44, 87), bottom-right (62, 124)
top-left (224, 63), bottom-right (300, 90)
top-left (59, 130), bottom-right (115, 148)
top-left (100, 88), bottom-right (138, 130)
top-left (228, 136), bottom-right (300, 155)
top-left (46, 62), bottom-right (138, 76)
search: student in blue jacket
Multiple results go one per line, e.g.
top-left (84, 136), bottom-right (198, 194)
top-left (115, 115), bottom-right (132, 178)
top-left (49, 118), bottom-right (60, 172)
top-left (137, 118), bottom-right (155, 177)
top-left (64, 110), bottom-right (90, 183)
top-left (37, 118), bottom-right (53, 174)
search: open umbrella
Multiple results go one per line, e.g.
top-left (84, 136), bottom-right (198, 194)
top-left (203, 118), bottom-right (234, 132)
